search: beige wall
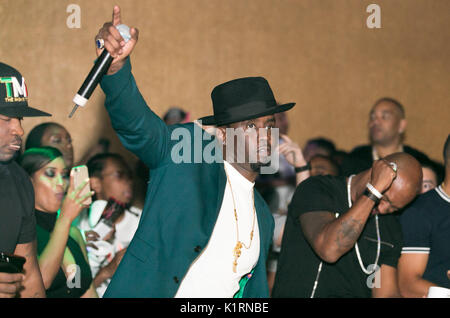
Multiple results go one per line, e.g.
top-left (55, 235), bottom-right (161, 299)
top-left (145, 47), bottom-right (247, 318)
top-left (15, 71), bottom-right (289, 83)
top-left (1, 0), bottom-right (449, 166)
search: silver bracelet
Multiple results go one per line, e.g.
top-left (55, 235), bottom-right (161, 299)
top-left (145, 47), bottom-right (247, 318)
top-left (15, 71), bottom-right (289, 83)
top-left (366, 183), bottom-right (383, 199)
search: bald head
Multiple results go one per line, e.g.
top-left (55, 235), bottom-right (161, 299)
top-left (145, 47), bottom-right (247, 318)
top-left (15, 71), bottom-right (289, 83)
top-left (383, 152), bottom-right (422, 208)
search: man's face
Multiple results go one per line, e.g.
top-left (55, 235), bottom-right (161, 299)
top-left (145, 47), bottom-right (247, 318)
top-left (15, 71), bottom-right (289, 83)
top-left (225, 115), bottom-right (276, 172)
top-left (92, 158), bottom-right (133, 204)
top-left (368, 102), bottom-right (405, 146)
top-left (372, 175), bottom-right (419, 215)
top-left (40, 125), bottom-right (74, 167)
top-left (0, 114), bottom-right (24, 162)
top-left (421, 167), bottom-right (438, 194)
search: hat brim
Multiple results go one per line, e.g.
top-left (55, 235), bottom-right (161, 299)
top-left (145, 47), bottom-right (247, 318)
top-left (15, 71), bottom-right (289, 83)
top-left (198, 102), bottom-right (295, 126)
top-left (0, 105), bottom-right (51, 118)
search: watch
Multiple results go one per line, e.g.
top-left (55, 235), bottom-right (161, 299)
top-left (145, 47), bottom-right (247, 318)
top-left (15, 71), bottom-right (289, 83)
top-left (363, 188), bottom-right (381, 204)
top-left (294, 163), bottom-right (310, 173)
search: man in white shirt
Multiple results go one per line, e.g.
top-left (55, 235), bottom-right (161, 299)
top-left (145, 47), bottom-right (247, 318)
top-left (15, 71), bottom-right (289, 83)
top-left (93, 6), bottom-right (302, 298)
top-left (75, 153), bottom-right (141, 297)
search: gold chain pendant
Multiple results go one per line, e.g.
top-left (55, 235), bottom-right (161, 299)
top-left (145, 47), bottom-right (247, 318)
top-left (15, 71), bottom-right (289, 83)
top-left (224, 164), bottom-right (257, 274)
top-left (232, 241), bottom-right (243, 273)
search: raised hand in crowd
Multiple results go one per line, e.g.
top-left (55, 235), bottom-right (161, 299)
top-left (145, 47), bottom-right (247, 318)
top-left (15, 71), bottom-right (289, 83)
top-left (59, 172), bottom-right (93, 223)
top-left (278, 134), bottom-right (310, 185)
top-left (95, 5), bottom-right (139, 75)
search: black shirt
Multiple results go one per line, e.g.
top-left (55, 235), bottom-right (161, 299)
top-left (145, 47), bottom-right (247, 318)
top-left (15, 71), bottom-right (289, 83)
top-left (272, 175), bottom-right (403, 298)
top-left (399, 187), bottom-right (450, 288)
top-left (0, 161), bottom-right (36, 254)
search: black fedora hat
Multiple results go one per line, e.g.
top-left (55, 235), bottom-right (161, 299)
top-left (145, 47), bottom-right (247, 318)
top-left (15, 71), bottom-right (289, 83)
top-left (0, 62), bottom-right (51, 118)
top-left (199, 77), bottom-right (295, 126)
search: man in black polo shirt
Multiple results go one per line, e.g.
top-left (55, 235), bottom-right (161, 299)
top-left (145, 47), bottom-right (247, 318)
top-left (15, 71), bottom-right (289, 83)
top-left (0, 62), bottom-right (50, 297)
top-left (398, 134), bottom-right (450, 297)
top-left (272, 152), bottom-right (422, 298)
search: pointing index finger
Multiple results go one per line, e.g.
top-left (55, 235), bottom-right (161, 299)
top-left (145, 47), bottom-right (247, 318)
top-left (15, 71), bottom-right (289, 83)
top-left (112, 5), bottom-right (121, 26)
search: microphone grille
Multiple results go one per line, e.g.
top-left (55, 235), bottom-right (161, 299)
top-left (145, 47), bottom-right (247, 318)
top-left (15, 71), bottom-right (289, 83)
top-left (116, 24), bottom-right (131, 43)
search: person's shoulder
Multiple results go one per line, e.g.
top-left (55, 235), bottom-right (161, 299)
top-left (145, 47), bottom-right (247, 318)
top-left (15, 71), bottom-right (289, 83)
top-left (299, 174), bottom-right (344, 190)
top-left (349, 144), bottom-right (371, 155)
top-left (400, 190), bottom-right (439, 221)
top-left (7, 160), bottom-right (28, 178)
top-left (294, 175), bottom-right (345, 200)
top-left (411, 189), bottom-right (441, 209)
top-left (403, 145), bottom-right (430, 162)
top-left (6, 160), bottom-right (33, 191)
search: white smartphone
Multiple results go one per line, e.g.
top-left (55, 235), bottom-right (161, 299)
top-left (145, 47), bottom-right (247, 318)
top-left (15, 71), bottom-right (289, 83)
top-left (72, 165), bottom-right (92, 205)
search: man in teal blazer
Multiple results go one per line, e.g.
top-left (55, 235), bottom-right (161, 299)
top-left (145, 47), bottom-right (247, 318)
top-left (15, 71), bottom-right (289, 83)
top-left (96, 7), bottom-right (298, 298)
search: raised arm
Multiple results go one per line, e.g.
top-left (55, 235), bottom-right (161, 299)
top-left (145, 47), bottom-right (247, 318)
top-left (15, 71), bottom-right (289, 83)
top-left (97, 6), bottom-right (171, 168)
top-left (300, 199), bottom-right (376, 263)
top-left (300, 160), bottom-right (396, 263)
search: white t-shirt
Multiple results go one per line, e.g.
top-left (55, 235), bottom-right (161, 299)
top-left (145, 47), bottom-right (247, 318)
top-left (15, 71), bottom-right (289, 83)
top-left (76, 201), bottom-right (141, 297)
top-left (175, 161), bottom-right (260, 298)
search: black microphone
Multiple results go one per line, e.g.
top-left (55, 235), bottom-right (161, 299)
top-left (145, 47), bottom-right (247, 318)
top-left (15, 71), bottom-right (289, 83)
top-left (69, 24), bottom-right (131, 118)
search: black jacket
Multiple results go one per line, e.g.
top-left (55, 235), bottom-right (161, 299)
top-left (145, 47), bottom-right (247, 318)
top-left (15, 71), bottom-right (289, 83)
top-left (340, 144), bottom-right (430, 176)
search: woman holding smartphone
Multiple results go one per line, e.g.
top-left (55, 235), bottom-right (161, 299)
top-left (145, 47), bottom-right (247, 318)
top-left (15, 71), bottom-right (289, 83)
top-left (18, 147), bottom-right (97, 298)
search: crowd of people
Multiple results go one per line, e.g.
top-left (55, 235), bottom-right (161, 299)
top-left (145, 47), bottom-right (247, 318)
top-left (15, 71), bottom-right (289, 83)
top-left (1, 6), bottom-right (449, 299)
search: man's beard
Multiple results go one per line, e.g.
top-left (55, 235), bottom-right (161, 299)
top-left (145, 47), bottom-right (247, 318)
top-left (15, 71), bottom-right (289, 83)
top-left (250, 159), bottom-right (272, 172)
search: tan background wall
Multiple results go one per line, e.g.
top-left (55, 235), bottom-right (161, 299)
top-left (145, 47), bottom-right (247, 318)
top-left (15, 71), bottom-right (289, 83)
top-left (1, 0), bottom-right (449, 166)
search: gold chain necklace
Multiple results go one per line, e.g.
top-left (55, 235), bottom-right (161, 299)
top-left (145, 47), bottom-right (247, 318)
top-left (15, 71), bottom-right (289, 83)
top-left (224, 164), bottom-right (257, 273)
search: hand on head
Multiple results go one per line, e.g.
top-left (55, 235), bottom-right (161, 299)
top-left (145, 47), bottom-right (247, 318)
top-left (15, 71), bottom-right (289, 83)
top-left (370, 159), bottom-right (398, 194)
top-left (369, 153), bottom-right (422, 214)
top-left (95, 6), bottom-right (139, 75)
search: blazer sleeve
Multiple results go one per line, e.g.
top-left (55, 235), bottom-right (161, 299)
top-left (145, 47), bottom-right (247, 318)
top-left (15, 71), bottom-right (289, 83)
top-left (100, 58), bottom-right (171, 169)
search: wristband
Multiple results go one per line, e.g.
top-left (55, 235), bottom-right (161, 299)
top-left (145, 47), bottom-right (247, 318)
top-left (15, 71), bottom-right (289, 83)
top-left (295, 163), bottom-right (310, 173)
top-left (363, 188), bottom-right (381, 204)
top-left (366, 183), bottom-right (383, 199)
